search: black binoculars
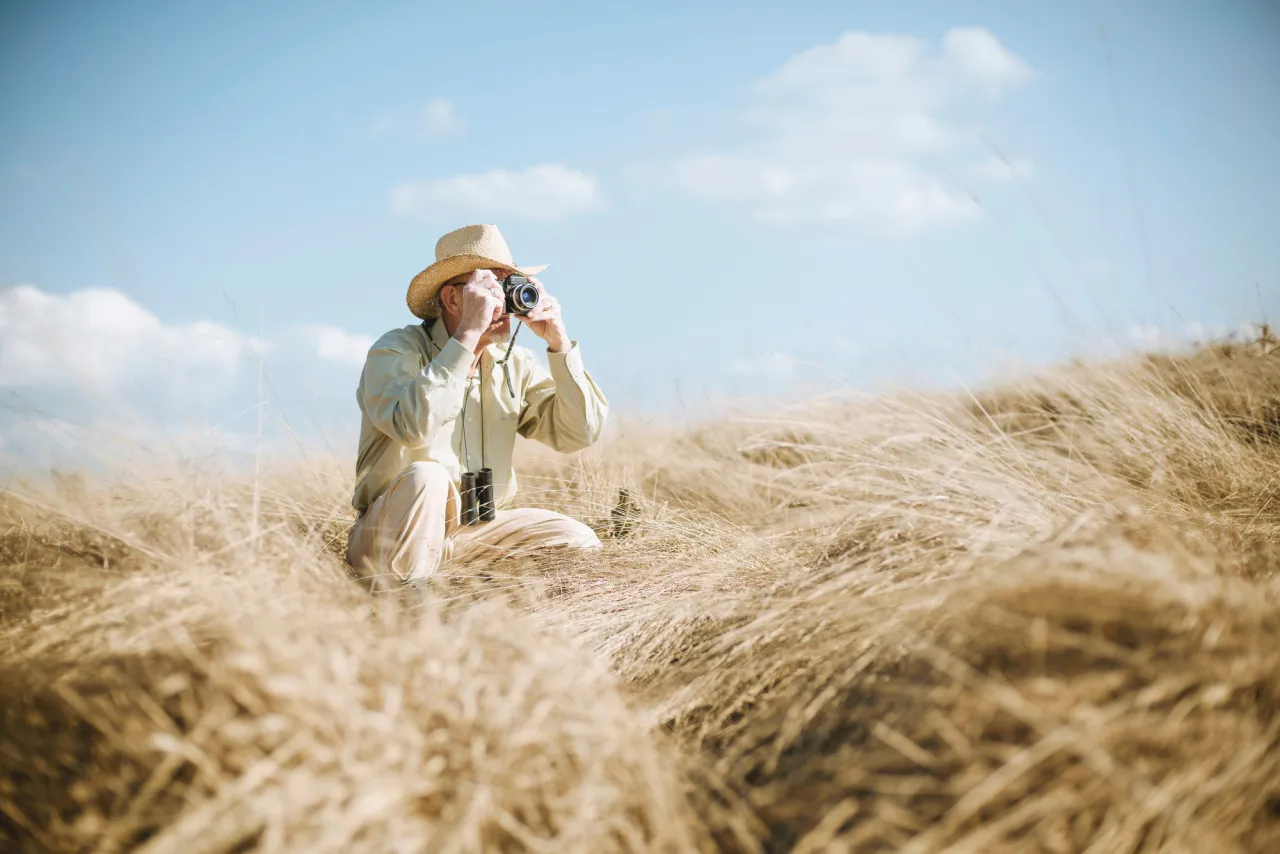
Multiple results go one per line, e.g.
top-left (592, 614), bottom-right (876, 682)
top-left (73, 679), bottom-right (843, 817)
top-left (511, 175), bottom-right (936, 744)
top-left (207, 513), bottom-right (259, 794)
top-left (459, 468), bottom-right (496, 525)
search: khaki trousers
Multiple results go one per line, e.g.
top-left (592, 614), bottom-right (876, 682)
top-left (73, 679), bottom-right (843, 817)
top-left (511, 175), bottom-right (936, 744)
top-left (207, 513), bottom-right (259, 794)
top-left (347, 461), bottom-right (601, 583)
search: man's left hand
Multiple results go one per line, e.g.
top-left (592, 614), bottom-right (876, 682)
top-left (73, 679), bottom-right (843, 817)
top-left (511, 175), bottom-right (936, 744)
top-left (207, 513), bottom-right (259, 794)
top-left (521, 278), bottom-right (570, 353)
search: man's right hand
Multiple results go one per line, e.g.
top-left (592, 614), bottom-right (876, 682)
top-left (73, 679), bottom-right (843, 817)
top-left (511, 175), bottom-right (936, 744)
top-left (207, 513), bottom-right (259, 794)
top-left (454, 270), bottom-right (504, 352)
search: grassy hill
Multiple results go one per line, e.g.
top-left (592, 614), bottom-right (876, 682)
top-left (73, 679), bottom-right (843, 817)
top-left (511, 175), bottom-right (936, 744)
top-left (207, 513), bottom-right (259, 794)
top-left (3, 332), bottom-right (1279, 853)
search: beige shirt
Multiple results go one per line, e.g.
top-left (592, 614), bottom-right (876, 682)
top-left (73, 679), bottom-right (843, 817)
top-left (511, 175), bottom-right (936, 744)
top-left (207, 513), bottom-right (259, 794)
top-left (352, 319), bottom-right (608, 514)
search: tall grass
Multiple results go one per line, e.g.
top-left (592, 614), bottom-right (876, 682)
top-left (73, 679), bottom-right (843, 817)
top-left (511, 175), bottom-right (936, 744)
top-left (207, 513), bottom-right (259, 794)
top-left (2, 333), bottom-right (1279, 852)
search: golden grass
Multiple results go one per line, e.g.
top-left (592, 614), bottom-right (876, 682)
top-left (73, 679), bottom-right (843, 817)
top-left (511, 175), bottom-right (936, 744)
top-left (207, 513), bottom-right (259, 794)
top-left (3, 332), bottom-right (1279, 852)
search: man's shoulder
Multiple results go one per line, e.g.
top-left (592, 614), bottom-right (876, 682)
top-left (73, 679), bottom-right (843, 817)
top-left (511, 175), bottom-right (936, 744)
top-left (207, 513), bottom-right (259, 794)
top-left (368, 323), bottom-right (428, 356)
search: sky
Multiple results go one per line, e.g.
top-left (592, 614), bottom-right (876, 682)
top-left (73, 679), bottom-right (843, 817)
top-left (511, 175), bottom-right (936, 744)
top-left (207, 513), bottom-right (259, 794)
top-left (1, 0), bottom-right (1278, 474)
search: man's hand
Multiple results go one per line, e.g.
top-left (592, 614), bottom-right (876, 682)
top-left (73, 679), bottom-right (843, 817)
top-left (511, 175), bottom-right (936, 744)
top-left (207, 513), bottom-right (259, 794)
top-left (522, 278), bottom-right (570, 353)
top-left (454, 270), bottom-right (504, 353)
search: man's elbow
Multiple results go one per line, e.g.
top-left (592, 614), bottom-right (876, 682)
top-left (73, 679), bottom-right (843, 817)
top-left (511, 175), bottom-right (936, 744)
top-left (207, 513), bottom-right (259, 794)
top-left (560, 407), bottom-right (607, 453)
top-left (585, 409), bottom-right (608, 447)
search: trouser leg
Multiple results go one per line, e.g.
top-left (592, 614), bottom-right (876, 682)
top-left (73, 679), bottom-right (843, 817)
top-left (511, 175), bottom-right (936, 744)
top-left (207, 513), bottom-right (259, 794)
top-left (346, 461), bottom-right (458, 583)
top-left (451, 507), bottom-right (602, 564)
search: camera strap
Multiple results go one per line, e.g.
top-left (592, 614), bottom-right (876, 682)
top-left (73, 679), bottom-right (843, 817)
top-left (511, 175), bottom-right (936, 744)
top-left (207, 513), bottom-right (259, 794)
top-left (493, 321), bottom-right (523, 399)
top-left (479, 359), bottom-right (487, 469)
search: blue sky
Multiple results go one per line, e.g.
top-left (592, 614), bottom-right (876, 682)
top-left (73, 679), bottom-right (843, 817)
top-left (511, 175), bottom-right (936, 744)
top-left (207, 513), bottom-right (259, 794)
top-left (1, 0), bottom-right (1278, 469)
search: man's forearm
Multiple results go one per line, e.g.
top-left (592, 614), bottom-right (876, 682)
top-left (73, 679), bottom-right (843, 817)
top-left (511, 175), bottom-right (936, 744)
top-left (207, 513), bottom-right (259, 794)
top-left (452, 323), bottom-right (484, 355)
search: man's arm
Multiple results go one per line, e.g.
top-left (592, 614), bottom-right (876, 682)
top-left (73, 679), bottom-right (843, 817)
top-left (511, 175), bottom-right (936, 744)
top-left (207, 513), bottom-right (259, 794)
top-left (513, 278), bottom-right (608, 451)
top-left (358, 331), bottom-right (472, 447)
top-left (517, 342), bottom-right (609, 452)
top-left (361, 272), bottom-right (506, 447)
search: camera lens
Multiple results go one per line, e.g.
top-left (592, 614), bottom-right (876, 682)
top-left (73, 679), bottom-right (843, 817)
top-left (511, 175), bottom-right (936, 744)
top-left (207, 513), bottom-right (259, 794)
top-left (513, 283), bottom-right (539, 312)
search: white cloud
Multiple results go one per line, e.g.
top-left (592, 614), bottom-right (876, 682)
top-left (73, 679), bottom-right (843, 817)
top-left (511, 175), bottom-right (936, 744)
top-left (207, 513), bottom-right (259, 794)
top-left (420, 98), bottom-right (465, 139)
top-left (0, 285), bottom-right (374, 470)
top-left (390, 163), bottom-right (605, 222)
top-left (0, 288), bottom-right (378, 393)
top-left (307, 325), bottom-right (374, 366)
top-left (942, 27), bottom-right (1034, 95)
top-left (674, 27), bottom-right (1035, 234)
top-left (0, 285), bottom-right (255, 393)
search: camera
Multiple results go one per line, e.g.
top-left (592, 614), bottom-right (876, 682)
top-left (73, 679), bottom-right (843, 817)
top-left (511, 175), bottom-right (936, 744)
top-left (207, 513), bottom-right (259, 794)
top-left (500, 273), bottom-right (540, 316)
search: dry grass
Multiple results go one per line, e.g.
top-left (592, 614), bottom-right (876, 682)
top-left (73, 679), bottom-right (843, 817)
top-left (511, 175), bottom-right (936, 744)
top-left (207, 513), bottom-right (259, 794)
top-left (3, 332), bottom-right (1280, 852)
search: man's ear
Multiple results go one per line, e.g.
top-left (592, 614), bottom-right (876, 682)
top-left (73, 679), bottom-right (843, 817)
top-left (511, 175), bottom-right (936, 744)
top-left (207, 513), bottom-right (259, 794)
top-left (439, 284), bottom-right (458, 315)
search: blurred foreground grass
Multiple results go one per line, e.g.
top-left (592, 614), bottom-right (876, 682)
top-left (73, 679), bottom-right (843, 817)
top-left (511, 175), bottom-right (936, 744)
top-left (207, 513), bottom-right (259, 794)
top-left (3, 332), bottom-right (1280, 853)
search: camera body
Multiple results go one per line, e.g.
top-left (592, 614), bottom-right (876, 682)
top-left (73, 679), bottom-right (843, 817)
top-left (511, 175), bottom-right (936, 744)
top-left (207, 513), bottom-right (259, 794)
top-left (500, 274), bottom-right (540, 316)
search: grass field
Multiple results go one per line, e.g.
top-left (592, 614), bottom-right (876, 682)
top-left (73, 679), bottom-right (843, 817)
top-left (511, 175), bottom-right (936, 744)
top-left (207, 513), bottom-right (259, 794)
top-left (3, 331), bottom-right (1279, 853)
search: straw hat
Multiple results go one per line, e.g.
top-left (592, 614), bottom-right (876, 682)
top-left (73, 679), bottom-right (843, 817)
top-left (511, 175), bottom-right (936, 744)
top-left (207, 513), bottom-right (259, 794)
top-left (406, 223), bottom-right (548, 318)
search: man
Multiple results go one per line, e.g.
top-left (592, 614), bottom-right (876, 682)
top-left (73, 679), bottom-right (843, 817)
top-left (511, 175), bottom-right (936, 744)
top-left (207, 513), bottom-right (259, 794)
top-left (347, 223), bottom-right (609, 584)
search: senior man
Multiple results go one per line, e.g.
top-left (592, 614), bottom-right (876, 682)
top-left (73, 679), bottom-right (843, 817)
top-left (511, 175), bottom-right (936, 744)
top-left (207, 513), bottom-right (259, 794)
top-left (347, 223), bottom-right (608, 584)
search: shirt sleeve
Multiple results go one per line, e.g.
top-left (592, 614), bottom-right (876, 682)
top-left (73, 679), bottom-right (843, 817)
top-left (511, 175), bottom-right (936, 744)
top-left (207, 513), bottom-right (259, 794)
top-left (358, 333), bottom-right (473, 448)
top-left (517, 341), bottom-right (609, 452)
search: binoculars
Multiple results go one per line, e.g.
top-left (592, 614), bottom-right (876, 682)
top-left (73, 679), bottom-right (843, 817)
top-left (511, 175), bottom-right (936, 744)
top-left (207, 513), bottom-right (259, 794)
top-left (459, 468), bottom-right (496, 525)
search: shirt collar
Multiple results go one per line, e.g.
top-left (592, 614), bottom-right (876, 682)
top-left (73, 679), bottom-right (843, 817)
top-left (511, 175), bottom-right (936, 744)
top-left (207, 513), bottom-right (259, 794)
top-left (426, 317), bottom-right (452, 355)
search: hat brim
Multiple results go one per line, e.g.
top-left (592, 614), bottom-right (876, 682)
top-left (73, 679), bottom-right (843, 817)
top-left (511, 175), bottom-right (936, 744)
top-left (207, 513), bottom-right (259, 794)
top-left (406, 255), bottom-right (549, 318)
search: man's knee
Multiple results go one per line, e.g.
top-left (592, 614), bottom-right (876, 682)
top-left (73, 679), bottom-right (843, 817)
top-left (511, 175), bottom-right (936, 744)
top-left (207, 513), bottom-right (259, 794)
top-left (348, 461), bottom-right (453, 584)
top-left (509, 507), bottom-right (603, 550)
top-left (399, 460), bottom-right (451, 492)
top-left (379, 461), bottom-right (451, 514)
